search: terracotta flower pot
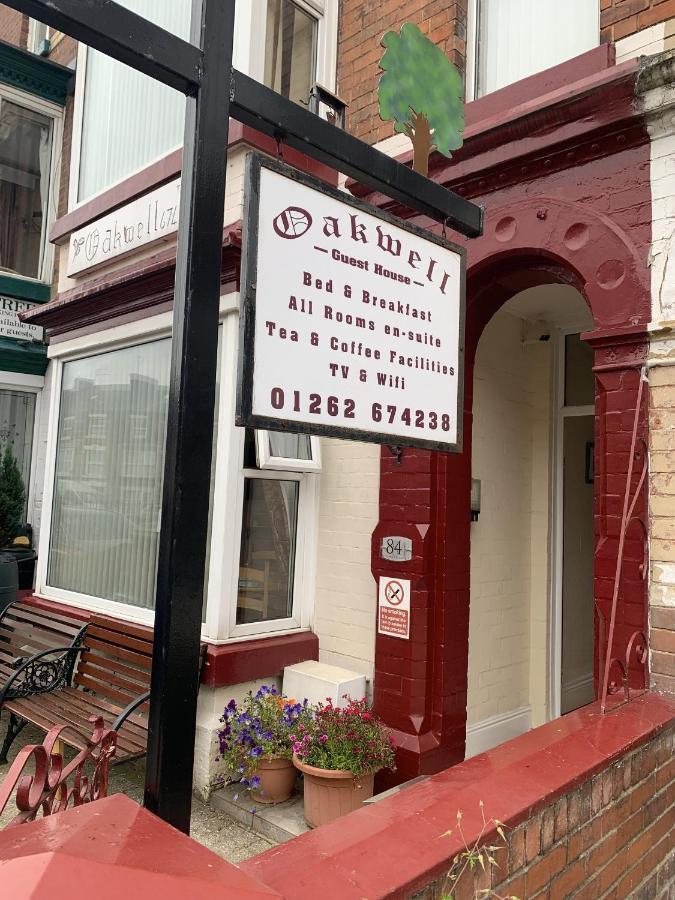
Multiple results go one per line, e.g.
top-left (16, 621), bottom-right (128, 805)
top-left (293, 755), bottom-right (375, 827)
top-left (251, 756), bottom-right (297, 805)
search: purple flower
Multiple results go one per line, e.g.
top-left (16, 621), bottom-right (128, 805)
top-left (251, 775), bottom-right (261, 788)
top-left (250, 746), bottom-right (263, 758)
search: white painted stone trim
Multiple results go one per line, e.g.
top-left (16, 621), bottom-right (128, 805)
top-left (465, 706), bottom-right (532, 759)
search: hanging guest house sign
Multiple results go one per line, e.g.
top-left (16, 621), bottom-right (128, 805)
top-left (237, 155), bottom-right (466, 451)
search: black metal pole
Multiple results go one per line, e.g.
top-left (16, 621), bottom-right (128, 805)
top-left (143, 0), bottom-right (233, 833)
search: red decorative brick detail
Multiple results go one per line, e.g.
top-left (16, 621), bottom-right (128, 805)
top-left (201, 632), bottom-right (319, 689)
top-left (242, 693), bottom-right (675, 899)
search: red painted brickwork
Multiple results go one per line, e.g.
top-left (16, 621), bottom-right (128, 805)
top-left (601, 0), bottom-right (675, 43)
top-left (338, 0), bottom-right (468, 145)
top-left (423, 727), bottom-right (675, 900)
top-left (243, 694), bottom-right (675, 899)
top-left (354, 50), bottom-right (654, 778)
top-left (0, 6), bottom-right (28, 49)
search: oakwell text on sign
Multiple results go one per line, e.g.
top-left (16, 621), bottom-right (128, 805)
top-left (236, 154), bottom-right (466, 451)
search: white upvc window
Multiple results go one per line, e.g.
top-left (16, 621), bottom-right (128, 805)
top-left (466, 0), bottom-right (600, 101)
top-left (35, 298), bottom-right (320, 642)
top-left (0, 83), bottom-right (61, 284)
top-left (69, 0), bottom-right (338, 208)
top-left (28, 20), bottom-right (50, 55)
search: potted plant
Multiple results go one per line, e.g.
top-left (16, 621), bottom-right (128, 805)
top-left (0, 446), bottom-right (25, 612)
top-left (217, 685), bottom-right (310, 805)
top-left (292, 696), bottom-right (396, 828)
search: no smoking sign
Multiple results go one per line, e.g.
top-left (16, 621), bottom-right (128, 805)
top-left (378, 577), bottom-right (411, 640)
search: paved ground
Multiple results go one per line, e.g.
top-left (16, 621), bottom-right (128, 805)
top-left (0, 715), bottom-right (274, 863)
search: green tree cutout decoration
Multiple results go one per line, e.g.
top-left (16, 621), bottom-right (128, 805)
top-left (378, 23), bottom-right (465, 177)
top-left (0, 446), bottom-right (25, 548)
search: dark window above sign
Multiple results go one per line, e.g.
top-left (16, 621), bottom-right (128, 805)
top-left (0, 100), bottom-right (53, 280)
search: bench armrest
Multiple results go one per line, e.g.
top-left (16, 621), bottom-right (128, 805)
top-left (0, 645), bottom-right (85, 707)
top-left (113, 690), bottom-right (150, 731)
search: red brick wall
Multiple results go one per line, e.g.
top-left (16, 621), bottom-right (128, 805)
top-left (601, 0), bottom-right (675, 42)
top-left (0, 5), bottom-right (28, 49)
top-left (338, 0), bottom-right (468, 145)
top-left (419, 726), bottom-right (675, 900)
top-left (48, 33), bottom-right (77, 67)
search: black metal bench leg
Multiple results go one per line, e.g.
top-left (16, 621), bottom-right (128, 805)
top-left (0, 712), bottom-right (27, 763)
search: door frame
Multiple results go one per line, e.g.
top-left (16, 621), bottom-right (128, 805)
top-left (549, 327), bottom-right (594, 720)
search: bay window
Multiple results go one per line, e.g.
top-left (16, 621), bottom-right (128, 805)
top-left (42, 310), bottom-right (320, 639)
top-left (467, 0), bottom-right (599, 99)
top-left (72, 0), bottom-right (337, 205)
top-left (48, 339), bottom-right (171, 609)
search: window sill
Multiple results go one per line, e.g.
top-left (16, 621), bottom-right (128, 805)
top-left (23, 592), bottom-right (318, 690)
top-left (201, 630), bottom-right (319, 689)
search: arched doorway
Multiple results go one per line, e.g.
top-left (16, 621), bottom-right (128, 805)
top-left (372, 197), bottom-right (651, 784)
top-left (466, 284), bottom-right (595, 757)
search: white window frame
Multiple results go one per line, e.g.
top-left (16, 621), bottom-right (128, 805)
top-left (28, 19), bottom-right (50, 55)
top-left (256, 430), bottom-right (321, 472)
top-left (466, 0), bottom-right (601, 102)
top-left (0, 84), bottom-right (62, 285)
top-left (0, 372), bottom-right (44, 533)
top-left (35, 295), bottom-right (320, 643)
top-left (465, 0), bottom-right (480, 102)
top-left (548, 326), bottom-right (595, 721)
top-left (68, 0), bottom-right (339, 211)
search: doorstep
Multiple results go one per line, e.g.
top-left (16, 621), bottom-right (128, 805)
top-left (210, 783), bottom-right (309, 844)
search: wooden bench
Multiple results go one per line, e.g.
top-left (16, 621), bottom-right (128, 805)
top-left (1, 614), bottom-right (154, 765)
top-left (0, 601), bottom-right (87, 699)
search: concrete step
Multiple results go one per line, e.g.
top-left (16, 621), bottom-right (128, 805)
top-left (210, 783), bottom-right (309, 844)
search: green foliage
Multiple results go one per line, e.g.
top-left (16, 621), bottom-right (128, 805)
top-left (441, 804), bottom-right (519, 900)
top-left (378, 22), bottom-right (464, 160)
top-left (0, 446), bottom-right (24, 548)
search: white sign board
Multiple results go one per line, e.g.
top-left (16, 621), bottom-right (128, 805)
top-left (378, 576), bottom-right (411, 640)
top-left (67, 178), bottom-right (181, 276)
top-left (0, 296), bottom-right (43, 343)
top-left (236, 155), bottom-right (465, 452)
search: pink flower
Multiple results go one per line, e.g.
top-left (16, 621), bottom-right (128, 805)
top-left (292, 741), bottom-right (303, 753)
top-left (289, 734), bottom-right (297, 742)
top-left (319, 734), bottom-right (328, 744)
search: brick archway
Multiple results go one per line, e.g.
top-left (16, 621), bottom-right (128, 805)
top-left (372, 194), bottom-right (651, 785)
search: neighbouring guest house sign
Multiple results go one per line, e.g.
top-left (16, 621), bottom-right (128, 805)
top-left (237, 155), bottom-right (466, 451)
top-left (0, 297), bottom-right (43, 343)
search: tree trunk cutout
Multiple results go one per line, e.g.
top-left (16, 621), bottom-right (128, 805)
top-left (406, 110), bottom-right (433, 177)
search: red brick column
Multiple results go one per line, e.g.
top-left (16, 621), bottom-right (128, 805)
top-left (587, 328), bottom-right (650, 698)
top-left (371, 404), bottom-right (473, 784)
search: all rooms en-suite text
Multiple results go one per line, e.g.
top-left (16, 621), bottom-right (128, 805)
top-left (264, 240), bottom-right (457, 393)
